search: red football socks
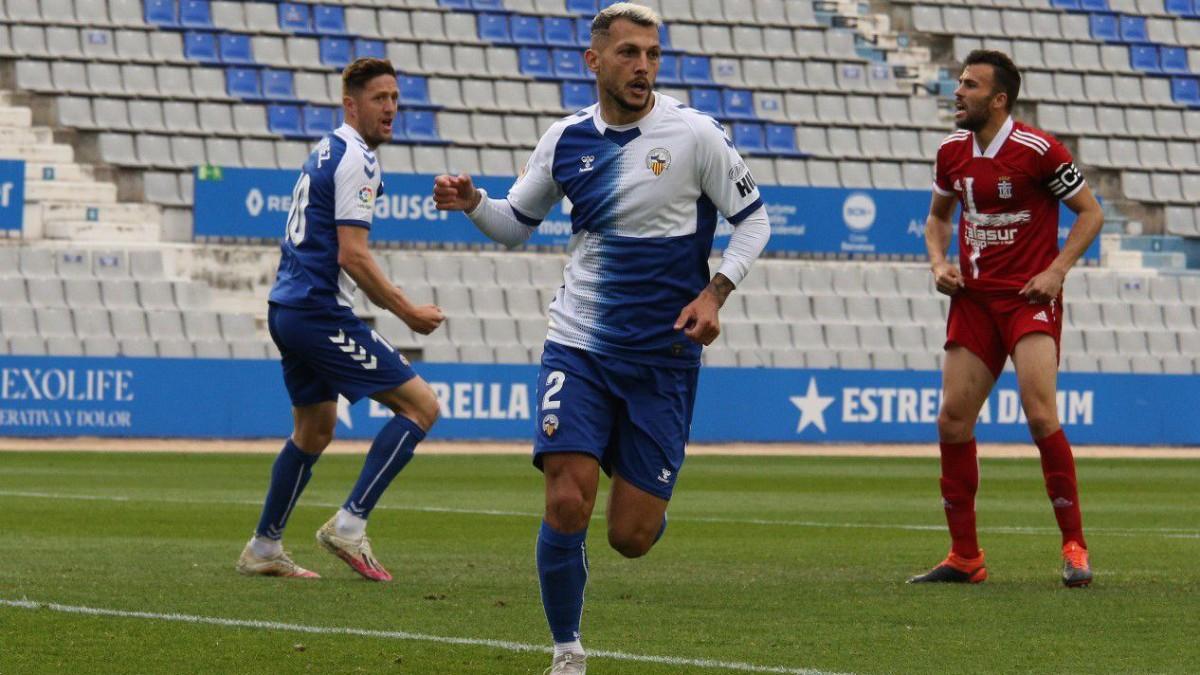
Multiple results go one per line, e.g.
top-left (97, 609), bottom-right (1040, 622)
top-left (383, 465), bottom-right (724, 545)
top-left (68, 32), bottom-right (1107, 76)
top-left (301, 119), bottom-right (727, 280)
top-left (939, 438), bottom-right (981, 559)
top-left (1035, 429), bottom-right (1087, 549)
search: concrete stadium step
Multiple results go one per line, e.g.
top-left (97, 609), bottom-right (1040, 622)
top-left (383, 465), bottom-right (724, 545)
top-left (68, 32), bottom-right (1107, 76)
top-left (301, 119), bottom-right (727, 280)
top-left (36, 201), bottom-right (159, 224)
top-left (42, 219), bottom-right (161, 241)
top-left (25, 179), bottom-right (116, 203)
top-left (23, 162), bottom-right (91, 182)
top-left (0, 127), bottom-right (52, 145)
top-left (0, 106), bottom-right (33, 128)
top-left (0, 143), bottom-right (74, 163)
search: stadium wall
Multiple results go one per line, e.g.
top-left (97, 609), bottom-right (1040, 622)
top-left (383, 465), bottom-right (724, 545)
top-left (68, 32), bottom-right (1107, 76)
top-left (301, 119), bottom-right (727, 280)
top-left (0, 355), bottom-right (1192, 445)
top-left (192, 167), bottom-right (1099, 259)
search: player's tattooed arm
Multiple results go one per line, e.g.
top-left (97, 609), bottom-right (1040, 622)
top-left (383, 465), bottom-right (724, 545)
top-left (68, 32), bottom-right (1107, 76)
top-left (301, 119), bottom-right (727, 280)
top-left (703, 273), bottom-right (735, 308)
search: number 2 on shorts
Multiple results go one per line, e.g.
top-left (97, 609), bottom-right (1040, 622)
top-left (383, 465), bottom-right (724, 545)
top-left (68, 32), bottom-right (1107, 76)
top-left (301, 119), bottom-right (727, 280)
top-left (542, 371), bottom-right (565, 411)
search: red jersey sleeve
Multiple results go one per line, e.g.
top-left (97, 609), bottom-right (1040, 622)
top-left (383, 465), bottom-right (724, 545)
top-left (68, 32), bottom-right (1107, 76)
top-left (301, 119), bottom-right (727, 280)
top-left (1040, 136), bottom-right (1086, 201)
top-left (933, 144), bottom-right (954, 197)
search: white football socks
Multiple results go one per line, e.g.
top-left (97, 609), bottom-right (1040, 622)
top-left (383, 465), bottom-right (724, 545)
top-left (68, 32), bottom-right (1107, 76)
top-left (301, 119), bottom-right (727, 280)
top-left (553, 640), bottom-right (584, 658)
top-left (250, 535), bottom-right (281, 559)
top-left (335, 507), bottom-right (367, 539)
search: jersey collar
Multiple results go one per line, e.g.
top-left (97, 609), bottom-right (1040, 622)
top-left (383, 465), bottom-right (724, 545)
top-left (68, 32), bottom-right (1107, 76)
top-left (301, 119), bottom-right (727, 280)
top-left (973, 115), bottom-right (1013, 159)
top-left (592, 92), bottom-right (664, 142)
top-left (335, 123), bottom-right (372, 153)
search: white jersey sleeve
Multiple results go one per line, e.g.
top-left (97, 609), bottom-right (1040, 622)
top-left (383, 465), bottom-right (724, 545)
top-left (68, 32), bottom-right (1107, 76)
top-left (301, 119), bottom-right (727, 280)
top-left (333, 144), bottom-right (381, 228)
top-left (695, 118), bottom-right (763, 224)
top-left (504, 124), bottom-right (566, 225)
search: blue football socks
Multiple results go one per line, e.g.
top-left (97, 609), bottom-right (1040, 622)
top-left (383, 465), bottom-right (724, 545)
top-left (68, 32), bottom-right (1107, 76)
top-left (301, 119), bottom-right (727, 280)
top-left (343, 414), bottom-right (424, 519)
top-left (537, 520), bottom-right (589, 644)
top-left (255, 439), bottom-right (320, 540)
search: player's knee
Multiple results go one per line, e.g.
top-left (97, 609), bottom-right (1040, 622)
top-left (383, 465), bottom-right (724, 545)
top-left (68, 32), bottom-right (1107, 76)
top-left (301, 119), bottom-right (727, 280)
top-left (1026, 414), bottom-right (1060, 440)
top-left (390, 384), bottom-right (440, 432)
top-left (607, 524), bottom-right (654, 559)
top-left (937, 407), bottom-right (975, 441)
top-left (545, 490), bottom-right (592, 532)
top-left (293, 428), bottom-right (333, 454)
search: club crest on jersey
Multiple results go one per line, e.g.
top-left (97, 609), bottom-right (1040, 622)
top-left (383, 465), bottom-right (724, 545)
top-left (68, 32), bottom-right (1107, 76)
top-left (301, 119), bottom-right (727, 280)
top-left (646, 148), bottom-right (671, 176)
top-left (579, 155), bottom-right (595, 173)
top-left (542, 414), bottom-right (559, 437)
top-left (998, 177), bottom-right (1013, 199)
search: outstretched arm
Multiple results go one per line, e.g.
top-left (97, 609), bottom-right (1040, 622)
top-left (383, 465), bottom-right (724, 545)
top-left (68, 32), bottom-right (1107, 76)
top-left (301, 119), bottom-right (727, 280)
top-left (433, 174), bottom-right (536, 249)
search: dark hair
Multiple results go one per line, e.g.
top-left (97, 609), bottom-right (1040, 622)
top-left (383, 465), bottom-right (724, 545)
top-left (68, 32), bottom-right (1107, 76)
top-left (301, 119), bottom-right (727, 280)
top-left (341, 58), bottom-right (396, 97)
top-left (591, 2), bottom-right (661, 43)
top-left (963, 49), bottom-right (1020, 111)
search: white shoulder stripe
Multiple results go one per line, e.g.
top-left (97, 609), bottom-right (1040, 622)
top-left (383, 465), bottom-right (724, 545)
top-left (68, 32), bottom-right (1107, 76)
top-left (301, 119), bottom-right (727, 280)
top-left (940, 132), bottom-right (970, 147)
top-left (1011, 136), bottom-right (1047, 156)
top-left (1012, 130), bottom-right (1050, 151)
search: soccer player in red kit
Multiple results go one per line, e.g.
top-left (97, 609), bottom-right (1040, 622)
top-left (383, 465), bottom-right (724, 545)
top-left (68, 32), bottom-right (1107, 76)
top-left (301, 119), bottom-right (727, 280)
top-left (909, 50), bottom-right (1104, 588)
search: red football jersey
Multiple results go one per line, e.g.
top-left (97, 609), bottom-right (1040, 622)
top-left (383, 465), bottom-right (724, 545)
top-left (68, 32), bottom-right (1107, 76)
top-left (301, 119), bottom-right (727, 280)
top-left (933, 117), bottom-right (1085, 292)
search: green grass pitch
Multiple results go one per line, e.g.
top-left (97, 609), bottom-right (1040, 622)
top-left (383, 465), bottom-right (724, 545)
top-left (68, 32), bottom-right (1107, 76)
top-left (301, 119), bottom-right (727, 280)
top-left (0, 451), bottom-right (1196, 674)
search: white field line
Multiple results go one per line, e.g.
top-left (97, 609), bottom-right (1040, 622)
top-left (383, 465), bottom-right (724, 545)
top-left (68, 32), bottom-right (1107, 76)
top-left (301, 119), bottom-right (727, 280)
top-left (0, 489), bottom-right (1197, 539)
top-left (0, 598), bottom-right (847, 675)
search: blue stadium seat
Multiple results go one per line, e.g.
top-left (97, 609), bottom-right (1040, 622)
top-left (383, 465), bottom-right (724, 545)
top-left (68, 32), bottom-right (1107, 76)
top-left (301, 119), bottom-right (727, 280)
top-left (1130, 45), bottom-right (1160, 72)
top-left (732, 123), bottom-right (766, 154)
top-left (184, 32), bottom-right (219, 63)
top-left (399, 75), bottom-right (433, 107)
top-left (519, 48), bottom-right (553, 78)
top-left (219, 34), bottom-right (253, 64)
top-left (1119, 15), bottom-right (1148, 42)
top-left (1089, 14), bottom-right (1119, 42)
top-left (1161, 46), bottom-right (1189, 74)
top-left (179, 0), bottom-right (212, 29)
top-left (553, 49), bottom-right (587, 79)
top-left (562, 82), bottom-right (596, 109)
top-left (268, 105), bottom-right (302, 136)
top-left (391, 112), bottom-right (408, 142)
top-left (766, 124), bottom-right (806, 157)
top-left (689, 88), bottom-right (722, 116)
top-left (478, 14), bottom-right (511, 43)
top-left (226, 67), bottom-right (260, 98)
top-left (440, 0), bottom-right (470, 8)
top-left (355, 39), bottom-right (385, 60)
top-left (471, 0), bottom-right (505, 9)
top-left (1172, 77), bottom-right (1200, 105)
top-left (511, 16), bottom-right (544, 45)
top-left (544, 17), bottom-right (577, 46)
top-left (262, 69), bottom-right (295, 100)
top-left (313, 6), bottom-right (346, 35)
top-left (320, 37), bottom-right (352, 68)
top-left (1164, 0), bottom-right (1199, 16)
top-left (1079, 0), bottom-right (1108, 9)
top-left (723, 89), bottom-right (755, 120)
top-left (405, 110), bottom-right (443, 143)
top-left (278, 3), bottom-right (311, 33)
top-left (658, 25), bottom-right (671, 51)
top-left (566, 0), bottom-right (598, 15)
top-left (682, 56), bottom-right (713, 84)
top-left (144, 0), bottom-right (177, 26)
top-left (658, 54), bottom-right (681, 85)
top-left (303, 106), bottom-right (337, 137)
top-left (1050, 0), bottom-right (1081, 8)
top-left (576, 18), bottom-right (592, 45)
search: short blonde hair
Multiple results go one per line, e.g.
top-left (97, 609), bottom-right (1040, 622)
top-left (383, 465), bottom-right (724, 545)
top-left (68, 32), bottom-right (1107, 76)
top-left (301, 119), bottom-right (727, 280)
top-left (590, 2), bottom-right (661, 41)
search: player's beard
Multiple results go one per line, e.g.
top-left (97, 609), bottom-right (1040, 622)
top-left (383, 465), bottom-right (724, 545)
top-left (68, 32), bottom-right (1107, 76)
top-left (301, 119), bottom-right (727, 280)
top-left (954, 101), bottom-right (989, 132)
top-left (604, 79), bottom-right (653, 114)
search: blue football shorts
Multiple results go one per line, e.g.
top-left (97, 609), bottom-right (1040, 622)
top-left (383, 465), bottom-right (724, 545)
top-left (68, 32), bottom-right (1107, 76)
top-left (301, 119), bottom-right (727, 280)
top-left (267, 303), bottom-right (417, 407)
top-left (533, 340), bottom-right (700, 501)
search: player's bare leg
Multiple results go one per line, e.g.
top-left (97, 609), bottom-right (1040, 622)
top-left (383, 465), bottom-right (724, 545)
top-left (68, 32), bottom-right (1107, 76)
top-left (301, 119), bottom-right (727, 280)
top-left (1012, 333), bottom-right (1092, 587)
top-left (239, 401), bottom-right (336, 578)
top-left (909, 346), bottom-right (994, 584)
top-left (606, 474), bottom-right (669, 559)
top-left (539, 453), bottom-right (599, 673)
top-left (318, 376), bottom-right (440, 581)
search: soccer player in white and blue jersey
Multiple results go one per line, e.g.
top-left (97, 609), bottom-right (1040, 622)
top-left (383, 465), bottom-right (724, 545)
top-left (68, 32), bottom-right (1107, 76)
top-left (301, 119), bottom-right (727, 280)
top-left (434, 6), bottom-right (770, 672)
top-left (236, 59), bottom-right (445, 582)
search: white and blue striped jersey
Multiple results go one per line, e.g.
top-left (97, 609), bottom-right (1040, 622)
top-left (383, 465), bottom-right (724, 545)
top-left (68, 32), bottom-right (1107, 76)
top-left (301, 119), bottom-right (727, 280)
top-left (269, 124), bottom-right (383, 310)
top-left (507, 93), bottom-right (763, 367)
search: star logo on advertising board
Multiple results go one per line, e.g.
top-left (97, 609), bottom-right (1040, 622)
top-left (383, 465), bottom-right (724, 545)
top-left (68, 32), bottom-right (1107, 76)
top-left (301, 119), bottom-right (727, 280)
top-left (789, 378), bottom-right (835, 434)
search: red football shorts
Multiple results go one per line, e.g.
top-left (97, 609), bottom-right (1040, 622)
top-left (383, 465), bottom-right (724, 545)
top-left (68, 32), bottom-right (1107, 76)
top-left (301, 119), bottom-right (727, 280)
top-left (944, 289), bottom-right (1063, 380)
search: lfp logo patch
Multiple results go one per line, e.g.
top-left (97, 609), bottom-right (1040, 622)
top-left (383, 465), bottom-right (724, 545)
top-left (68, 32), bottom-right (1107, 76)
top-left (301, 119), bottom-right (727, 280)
top-left (358, 185), bottom-right (374, 207)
